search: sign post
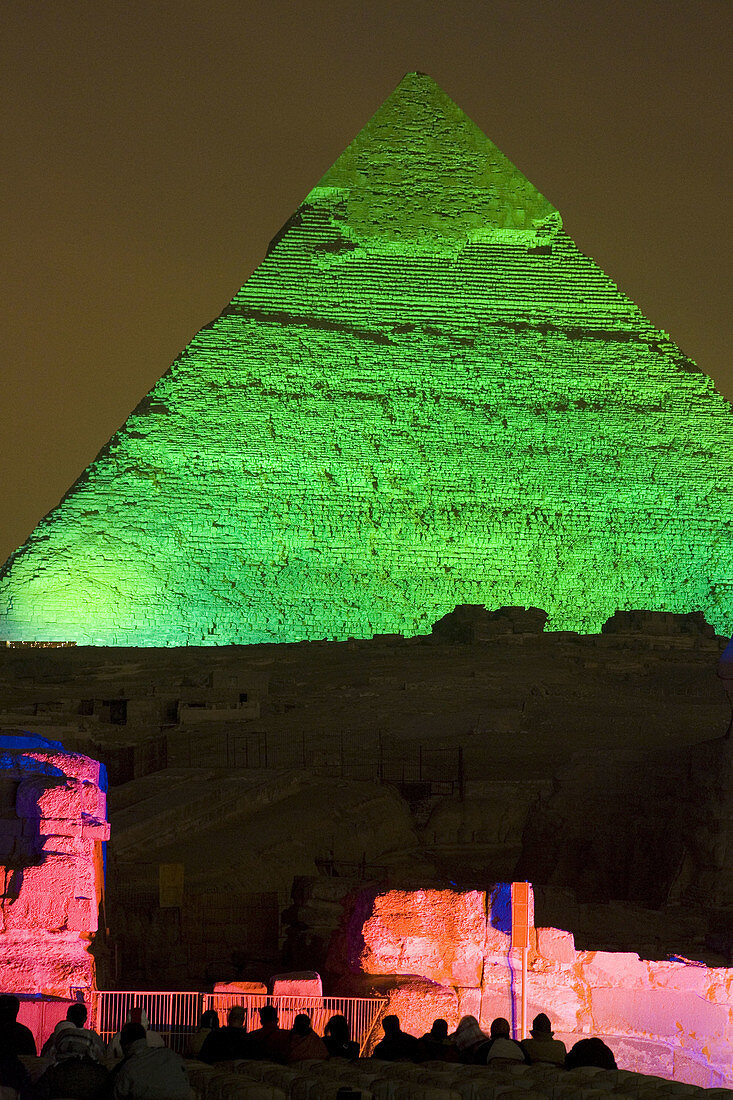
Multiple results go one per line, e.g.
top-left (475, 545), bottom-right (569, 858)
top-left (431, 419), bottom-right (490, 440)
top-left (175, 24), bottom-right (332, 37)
top-left (511, 881), bottom-right (531, 1040)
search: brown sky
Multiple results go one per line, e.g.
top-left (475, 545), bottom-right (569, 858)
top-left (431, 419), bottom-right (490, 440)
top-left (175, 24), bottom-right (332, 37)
top-left (2, 0), bottom-right (731, 566)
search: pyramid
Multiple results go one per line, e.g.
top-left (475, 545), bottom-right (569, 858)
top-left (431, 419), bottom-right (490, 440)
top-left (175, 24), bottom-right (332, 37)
top-left (2, 73), bottom-right (733, 646)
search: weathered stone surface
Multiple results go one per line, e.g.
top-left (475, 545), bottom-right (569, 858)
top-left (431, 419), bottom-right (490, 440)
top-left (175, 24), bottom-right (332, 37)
top-left (214, 980), bottom-right (268, 995)
top-left (358, 888), bottom-right (486, 987)
top-left (536, 927), bottom-right (575, 964)
top-left (0, 733), bottom-right (108, 995)
top-left (368, 977), bottom-right (460, 1049)
top-left (270, 971), bottom-right (323, 997)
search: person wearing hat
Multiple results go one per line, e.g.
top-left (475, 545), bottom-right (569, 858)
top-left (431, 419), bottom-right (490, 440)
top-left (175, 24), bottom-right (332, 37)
top-left (521, 1012), bottom-right (567, 1065)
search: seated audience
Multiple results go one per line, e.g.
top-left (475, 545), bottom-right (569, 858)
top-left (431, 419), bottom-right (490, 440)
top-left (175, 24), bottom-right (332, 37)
top-left (288, 1013), bottom-right (328, 1063)
top-left (41, 1003), bottom-right (105, 1063)
top-left (27, 1043), bottom-right (109, 1100)
top-left (198, 1005), bottom-right (249, 1064)
top-left (111, 1022), bottom-right (194, 1099)
top-left (188, 1008), bottom-right (220, 1058)
top-left (324, 1014), bottom-right (359, 1060)
top-left (565, 1036), bottom-right (617, 1071)
top-left (371, 1015), bottom-right (424, 1062)
top-left (244, 1004), bottom-right (291, 1064)
top-left (521, 1012), bottom-right (567, 1065)
top-left (107, 1007), bottom-right (164, 1062)
top-left (450, 1015), bottom-right (487, 1063)
top-left (475, 1017), bottom-right (528, 1065)
top-left (420, 1019), bottom-right (458, 1062)
top-left (0, 994), bottom-right (36, 1057)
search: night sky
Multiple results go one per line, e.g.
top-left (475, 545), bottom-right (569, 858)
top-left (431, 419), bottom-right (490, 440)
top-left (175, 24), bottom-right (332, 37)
top-left (2, 1), bottom-right (731, 566)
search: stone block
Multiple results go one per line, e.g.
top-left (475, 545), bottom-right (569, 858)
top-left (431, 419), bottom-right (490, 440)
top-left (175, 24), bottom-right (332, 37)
top-left (583, 950), bottom-right (649, 988)
top-left (270, 970), bottom-right (322, 997)
top-left (214, 980), bottom-right (268, 994)
top-left (536, 926), bottom-right (575, 964)
top-left (589, 986), bottom-right (729, 1044)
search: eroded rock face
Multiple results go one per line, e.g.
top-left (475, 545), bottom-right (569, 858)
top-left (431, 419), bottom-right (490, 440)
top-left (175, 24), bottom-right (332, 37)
top-left (336, 884), bottom-right (733, 1087)
top-left (0, 732), bottom-right (109, 995)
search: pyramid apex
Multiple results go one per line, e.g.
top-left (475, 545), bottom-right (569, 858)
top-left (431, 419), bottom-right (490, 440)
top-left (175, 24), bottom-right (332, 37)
top-left (308, 74), bottom-right (559, 248)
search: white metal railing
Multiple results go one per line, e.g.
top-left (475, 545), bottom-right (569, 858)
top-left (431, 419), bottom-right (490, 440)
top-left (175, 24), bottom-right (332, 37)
top-left (89, 990), bottom-right (387, 1056)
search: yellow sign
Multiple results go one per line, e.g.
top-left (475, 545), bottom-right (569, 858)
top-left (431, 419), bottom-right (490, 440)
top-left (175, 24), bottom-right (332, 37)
top-left (159, 863), bottom-right (184, 908)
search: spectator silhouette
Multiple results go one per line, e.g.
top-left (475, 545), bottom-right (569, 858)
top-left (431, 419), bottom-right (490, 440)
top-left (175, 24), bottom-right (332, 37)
top-left (521, 1012), bottom-right (566, 1065)
top-left (244, 1004), bottom-right (290, 1064)
top-left (27, 1041), bottom-right (109, 1100)
top-left (41, 1003), bottom-right (105, 1063)
top-left (111, 1022), bottom-right (194, 1099)
top-left (288, 1013), bottom-right (328, 1063)
top-left (372, 1015), bottom-right (424, 1062)
top-left (0, 994), bottom-right (36, 1057)
top-left (107, 1007), bottom-right (164, 1062)
top-left (420, 1019), bottom-right (458, 1062)
top-left (565, 1036), bottom-right (617, 1070)
top-left (188, 1008), bottom-right (220, 1058)
top-left (450, 1015), bottom-right (487, 1063)
top-left (324, 1015), bottom-right (359, 1060)
top-left (199, 1005), bottom-right (249, 1064)
top-left (475, 1017), bottom-right (528, 1065)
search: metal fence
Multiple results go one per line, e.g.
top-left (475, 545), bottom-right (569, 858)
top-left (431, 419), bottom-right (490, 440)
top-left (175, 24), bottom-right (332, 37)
top-left (88, 990), bottom-right (387, 1056)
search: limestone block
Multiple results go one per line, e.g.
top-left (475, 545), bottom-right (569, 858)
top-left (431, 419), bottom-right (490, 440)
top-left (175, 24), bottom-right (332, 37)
top-left (270, 970), bottom-right (322, 997)
top-left (583, 950), bottom-right (649, 988)
top-left (2, 891), bottom-right (69, 932)
top-left (0, 933), bottom-right (94, 996)
top-left (536, 926), bottom-right (575, 964)
top-left (521, 970), bottom-right (582, 1033)
top-left (590, 986), bottom-right (730, 1045)
top-left (646, 960), bottom-right (711, 996)
top-left (214, 980), bottom-right (268, 995)
top-left (358, 888), bottom-right (486, 987)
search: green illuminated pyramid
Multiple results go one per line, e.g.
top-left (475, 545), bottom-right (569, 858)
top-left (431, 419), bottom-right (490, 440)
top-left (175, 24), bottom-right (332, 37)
top-left (2, 72), bottom-right (733, 645)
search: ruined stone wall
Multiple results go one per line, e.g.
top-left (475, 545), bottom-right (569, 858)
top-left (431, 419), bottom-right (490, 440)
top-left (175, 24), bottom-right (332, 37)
top-left (0, 733), bottom-right (109, 995)
top-left (2, 73), bottom-right (733, 646)
top-left (331, 885), bottom-right (733, 1088)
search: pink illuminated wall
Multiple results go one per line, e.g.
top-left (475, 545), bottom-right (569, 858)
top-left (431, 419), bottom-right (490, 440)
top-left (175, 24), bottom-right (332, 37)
top-left (331, 884), bottom-right (733, 1089)
top-left (0, 733), bottom-right (109, 996)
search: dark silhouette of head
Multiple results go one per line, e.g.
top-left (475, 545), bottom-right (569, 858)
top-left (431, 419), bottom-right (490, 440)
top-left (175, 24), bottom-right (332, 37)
top-left (293, 1013), bottom-right (311, 1036)
top-left (120, 1022), bottom-right (146, 1054)
top-left (325, 1014), bottom-right (350, 1042)
top-left (66, 1003), bottom-right (88, 1027)
top-left (0, 996), bottom-right (20, 1025)
top-left (259, 1004), bottom-right (278, 1025)
top-left (200, 1009), bottom-right (219, 1030)
top-left (490, 1017), bottom-right (511, 1039)
top-left (227, 1006), bottom-right (245, 1028)
top-left (382, 1015), bottom-right (401, 1037)
top-left (565, 1037), bottom-right (617, 1071)
top-left (530, 1012), bottom-right (552, 1036)
top-left (429, 1019), bottom-right (449, 1040)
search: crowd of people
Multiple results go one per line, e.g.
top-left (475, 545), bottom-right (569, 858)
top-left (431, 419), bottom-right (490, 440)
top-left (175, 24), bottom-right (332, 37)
top-left (0, 990), bottom-right (617, 1099)
top-left (370, 1012), bottom-right (616, 1072)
